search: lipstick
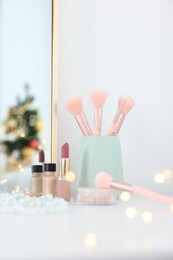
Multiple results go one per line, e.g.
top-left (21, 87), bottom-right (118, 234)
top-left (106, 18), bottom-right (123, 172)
top-left (57, 143), bottom-right (71, 201)
top-left (39, 149), bottom-right (45, 171)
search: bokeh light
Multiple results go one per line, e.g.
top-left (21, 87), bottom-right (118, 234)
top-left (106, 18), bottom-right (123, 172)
top-left (0, 179), bottom-right (7, 185)
top-left (120, 191), bottom-right (131, 201)
top-left (65, 171), bottom-right (76, 182)
top-left (169, 203), bottom-right (173, 213)
top-left (18, 164), bottom-right (24, 172)
top-left (162, 169), bottom-right (173, 180)
top-left (154, 173), bottom-right (165, 184)
top-left (142, 211), bottom-right (153, 223)
top-left (84, 233), bottom-right (98, 249)
top-left (125, 207), bottom-right (137, 218)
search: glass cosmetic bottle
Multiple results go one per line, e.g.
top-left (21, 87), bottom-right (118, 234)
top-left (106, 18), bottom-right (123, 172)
top-left (42, 163), bottom-right (57, 196)
top-left (30, 165), bottom-right (43, 196)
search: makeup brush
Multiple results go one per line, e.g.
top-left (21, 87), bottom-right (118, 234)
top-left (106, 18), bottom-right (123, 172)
top-left (90, 89), bottom-right (108, 135)
top-left (107, 95), bottom-right (128, 136)
top-left (65, 95), bottom-right (92, 136)
top-left (95, 172), bottom-right (173, 205)
top-left (112, 97), bottom-right (135, 135)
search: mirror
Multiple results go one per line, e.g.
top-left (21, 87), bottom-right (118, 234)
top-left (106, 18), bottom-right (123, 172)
top-left (0, 0), bottom-right (54, 191)
top-left (58, 0), bottom-right (173, 194)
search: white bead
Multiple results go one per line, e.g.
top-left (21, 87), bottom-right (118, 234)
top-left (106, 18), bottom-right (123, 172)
top-left (0, 191), bottom-right (68, 215)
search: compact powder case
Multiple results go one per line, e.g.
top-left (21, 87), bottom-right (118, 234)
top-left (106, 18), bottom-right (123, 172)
top-left (75, 187), bottom-right (116, 205)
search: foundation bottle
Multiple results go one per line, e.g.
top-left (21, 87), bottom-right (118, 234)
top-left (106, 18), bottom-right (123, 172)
top-left (42, 163), bottom-right (57, 196)
top-left (30, 165), bottom-right (42, 196)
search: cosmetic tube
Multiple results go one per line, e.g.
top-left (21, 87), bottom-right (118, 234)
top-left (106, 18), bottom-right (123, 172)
top-left (30, 165), bottom-right (42, 196)
top-left (39, 150), bottom-right (45, 171)
top-left (57, 158), bottom-right (71, 201)
top-left (42, 163), bottom-right (57, 196)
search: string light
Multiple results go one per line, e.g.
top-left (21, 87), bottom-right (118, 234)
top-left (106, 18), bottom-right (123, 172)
top-left (125, 207), bottom-right (137, 218)
top-left (20, 133), bottom-right (25, 138)
top-left (15, 185), bottom-right (20, 193)
top-left (84, 233), bottom-right (98, 249)
top-left (38, 144), bottom-right (43, 150)
top-left (142, 211), bottom-right (153, 223)
top-left (0, 179), bottom-right (7, 185)
top-left (18, 164), bottom-right (24, 172)
top-left (120, 191), bottom-right (131, 201)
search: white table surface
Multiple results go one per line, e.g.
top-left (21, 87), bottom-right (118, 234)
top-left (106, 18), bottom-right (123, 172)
top-left (0, 194), bottom-right (173, 260)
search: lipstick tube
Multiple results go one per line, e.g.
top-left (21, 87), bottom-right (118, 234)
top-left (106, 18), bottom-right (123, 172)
top-left (57, 159), bottom-right (71, 201)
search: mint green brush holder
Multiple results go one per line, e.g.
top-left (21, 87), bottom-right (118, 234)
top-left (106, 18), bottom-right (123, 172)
top-left (77, 136), bottom-right (123, 188)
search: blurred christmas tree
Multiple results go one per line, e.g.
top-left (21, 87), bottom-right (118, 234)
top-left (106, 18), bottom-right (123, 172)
top-left (1, 84), bottom-right (44, 171)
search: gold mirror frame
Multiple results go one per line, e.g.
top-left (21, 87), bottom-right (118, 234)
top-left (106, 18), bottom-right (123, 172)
top-left (51, 0), bottom-right (58, 164)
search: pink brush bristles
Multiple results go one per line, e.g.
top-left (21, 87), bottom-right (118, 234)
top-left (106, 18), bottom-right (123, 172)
top-left (95, 172), bottom-right (173, 204)
top-left (90, 89), bottom-right (108, 108)
top-left (107, 96), bottom-right (135, 136)
top-left (65, 95), bottom-right (83, 115)
top-left (90, 89), bottom-right (108, 135)
top-left (107, 95), bottom-right (129, 136)
top-left (112, 97), bottom-right (135, 135)
top-left (65, 91), bottom-right (134, 136)
top-left (65, 95), bottom-right (92, 136)
top-left (95, 172), bottom-right (113, 188)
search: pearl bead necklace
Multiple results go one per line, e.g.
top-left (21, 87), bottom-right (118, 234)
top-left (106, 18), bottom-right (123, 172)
top-left (0, 192), bottom-right (68, 215)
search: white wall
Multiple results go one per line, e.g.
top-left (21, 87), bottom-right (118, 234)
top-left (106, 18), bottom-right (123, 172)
top-left (0, 0), bottom-right (51, 156)
top-left (58, 0), bottom-right (173, 193)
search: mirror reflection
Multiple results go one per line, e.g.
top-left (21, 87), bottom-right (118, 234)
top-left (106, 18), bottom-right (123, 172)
top-left (0, 0), bottom-right (51, 191)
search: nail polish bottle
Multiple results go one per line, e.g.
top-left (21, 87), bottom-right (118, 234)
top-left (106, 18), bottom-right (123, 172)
top-left (42, 163), bottom-right (57, 196)
top-left (30, 165), bottom-right (43, 196)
